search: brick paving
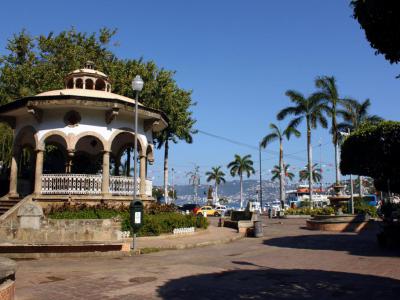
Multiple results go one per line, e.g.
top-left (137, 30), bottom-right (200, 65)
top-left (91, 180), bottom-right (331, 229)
top-left (14, 218), bottom-right (400, 299)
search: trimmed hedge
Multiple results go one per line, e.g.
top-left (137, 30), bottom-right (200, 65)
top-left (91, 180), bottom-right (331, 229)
top-left (285, 207), bottom-right (335, 216)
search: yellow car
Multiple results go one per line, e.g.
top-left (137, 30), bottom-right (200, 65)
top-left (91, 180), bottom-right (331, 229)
top-left (196, 206), bottom-right (221, 217)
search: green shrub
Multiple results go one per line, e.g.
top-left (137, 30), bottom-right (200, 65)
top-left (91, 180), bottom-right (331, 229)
top-left (286, 207), bottom-right (334, 216)
top-left (121, 212), bottom-right (209, 236)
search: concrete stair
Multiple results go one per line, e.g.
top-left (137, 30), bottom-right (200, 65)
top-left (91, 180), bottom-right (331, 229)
top-left (0, 197), bottom-right (22, 216)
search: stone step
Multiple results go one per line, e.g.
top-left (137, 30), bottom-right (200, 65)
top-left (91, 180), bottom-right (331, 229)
top-left (0, 198), bottom-right (22, 216)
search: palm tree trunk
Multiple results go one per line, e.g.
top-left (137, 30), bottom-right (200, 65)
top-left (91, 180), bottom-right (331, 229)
top-left (215, 182), bottom-right (218, 205)
top-left (163, 140), bottom-right (169, 204)
top-left (334, 140), bottom-right (340, 185)
top-left (358, 175), bottom-right (363, 197)
top-left (240, 173), bottom-right (243, 210)
top-left (307, 119), bottom-right (313, 207)
top-left (279, 139), bottom-right (285, 209)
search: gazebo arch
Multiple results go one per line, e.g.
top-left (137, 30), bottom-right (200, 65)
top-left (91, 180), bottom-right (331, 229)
top-left (109, 128), bottom-right (146, 156)
top-left (41, 133), bottom-right (69, 174)
top-left (8, 126), bottom-right (38, 197)
top-left (38, 130), bottom-right (71, 151)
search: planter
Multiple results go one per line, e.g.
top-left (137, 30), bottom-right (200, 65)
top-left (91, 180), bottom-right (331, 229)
top-left (306, 214), bottom-right (371, 232)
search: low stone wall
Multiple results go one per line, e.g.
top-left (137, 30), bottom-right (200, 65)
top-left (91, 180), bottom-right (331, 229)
top-left (0, 258), bottom-right (16, 300)
top-left (0, 218), bottom-right (123, 243)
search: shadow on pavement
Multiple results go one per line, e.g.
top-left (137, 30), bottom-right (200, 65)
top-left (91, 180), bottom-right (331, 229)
top-left (157, 268), bottom-right (400, 299)
top-left (264, 233), bottom-right (400, 257)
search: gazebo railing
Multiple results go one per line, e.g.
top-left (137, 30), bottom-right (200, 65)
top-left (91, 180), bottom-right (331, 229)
top-left (109, 176), bottom-right (140, 196)
top-left (40, 174), bottom-right (152, 197)
top-left (41, 174), bottom-right (102, 195)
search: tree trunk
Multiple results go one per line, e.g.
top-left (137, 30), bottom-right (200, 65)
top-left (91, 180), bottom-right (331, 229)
top-left (279, 139), bottom-right (285, 209)
top-left (240, 174), bottom-right (243, 210)
top-left (163, 140), bottom-right (169, 204)
top-left (334, 140), bottom-right (340, 185)
top-left (358, 175), bottom-right (363, 197)
top-left (215, 182), bottom-right (218, 205)
top-left (307, 119), bottom-right (313, 207)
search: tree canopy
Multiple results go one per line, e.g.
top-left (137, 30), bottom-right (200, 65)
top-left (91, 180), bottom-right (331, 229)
top-left (352, 0), bottom-right (400, 64)
top-left (340, 121), bottom-right (400, 193)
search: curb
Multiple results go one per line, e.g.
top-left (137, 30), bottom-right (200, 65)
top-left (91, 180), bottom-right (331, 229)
top-left (138, 233), bottom-right (245, 253)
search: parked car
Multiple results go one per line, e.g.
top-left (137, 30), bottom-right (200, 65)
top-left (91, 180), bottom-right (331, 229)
top-left (214, 205), bottom-right (227, 216)
top-left (197, 205), bottom-right (220, 217)
top-left (179, 204), bottom-right (200, 214)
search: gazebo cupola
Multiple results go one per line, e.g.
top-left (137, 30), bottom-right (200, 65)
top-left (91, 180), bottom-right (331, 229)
top-left (65, 61), bottom-right (112, 92)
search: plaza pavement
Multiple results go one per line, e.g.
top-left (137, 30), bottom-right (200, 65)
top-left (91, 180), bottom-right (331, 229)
top-left (14, 218), bottom-right (400, 299)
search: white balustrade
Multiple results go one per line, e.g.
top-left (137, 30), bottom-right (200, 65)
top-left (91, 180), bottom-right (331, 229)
top-left (109, 176), bottom-right (140, 196)
top-left (41, 174), bottom-right (102, 195)
top-left (41, 174), bottom-right (153, 197)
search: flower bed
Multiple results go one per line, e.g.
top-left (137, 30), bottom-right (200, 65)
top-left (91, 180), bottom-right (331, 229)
top-left (46, 203), bottom-right (208, 237)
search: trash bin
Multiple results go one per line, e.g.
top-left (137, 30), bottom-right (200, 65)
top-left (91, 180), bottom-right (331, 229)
top-left (253, 220), bottom-right (263, 238)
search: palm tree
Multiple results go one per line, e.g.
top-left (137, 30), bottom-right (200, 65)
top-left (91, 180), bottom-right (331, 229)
top-left (277, 90), bottom-right (329, 205)
top-left (337, 98), bottom-right (383, 132)
top-left (315, 76), bottom-right (351, 186)
top-left (261, 123), bottom-right (300, 208)
top-left (227, 154), bottom-right (255, 210)
top-left (205, 166), bottom-right (226, 204)
top-left (337, 98), bottom-right (383, 196)
top-left (271, 164), bottom-right (295, 182)
top-left (299, 163), bottom-right (323, 183)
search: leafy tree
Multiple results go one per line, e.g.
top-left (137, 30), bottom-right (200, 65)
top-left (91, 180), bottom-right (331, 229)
top-left (0, 28), bottom-right (196, 193)
top-left (227, 154), bottom-right (255, 210)
top-left (315, 76), bottom-right (352, 186)
top-left (277, 90), bottom-right (328, 205)
top-left (299, 163), bottom-right (322, 183)
top-left (337, 98), bottom-right (383, 196)
top-left (205, 166), bottom-right (226, 204)
top-left (271, 164), bottom-right (294, 182)
top-left (340, 121), bottom-right (400, 193)
top-left (351, 0), bottom-right (400, 64)
top-left (261, 123), bottom-right (300, 208)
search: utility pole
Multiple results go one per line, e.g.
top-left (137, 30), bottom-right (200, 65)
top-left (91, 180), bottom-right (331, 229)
top-left (171, 168), bottom-right (175, 203)
top-left (187, 165), bottom-right (200, 204)
top-left (259, 142), bottom-right (263, 211)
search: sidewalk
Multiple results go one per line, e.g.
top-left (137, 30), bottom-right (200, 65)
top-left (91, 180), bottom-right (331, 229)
top-left (136, 225), bottom-right (244, 251)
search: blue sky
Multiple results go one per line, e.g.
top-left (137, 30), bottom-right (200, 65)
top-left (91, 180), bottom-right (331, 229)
top-left (1, 1), bottom-right (399, 185)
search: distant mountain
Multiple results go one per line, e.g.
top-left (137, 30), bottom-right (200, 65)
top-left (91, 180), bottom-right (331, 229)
top-left (157, 180), bottom-right (299, 206)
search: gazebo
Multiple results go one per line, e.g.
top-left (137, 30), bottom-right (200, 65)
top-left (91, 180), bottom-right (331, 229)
top-left (0, 62), bottom-right (167, 209)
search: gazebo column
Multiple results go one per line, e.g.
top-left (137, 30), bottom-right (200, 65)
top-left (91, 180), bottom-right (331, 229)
top-left (34, 149), bottom-right (44, 195)
top-left (8, 152), bottom-right (19, 198)
top-left (139, 155), bottom-right (147, 196)
top-left (102, 150), bottom-right (111, 197)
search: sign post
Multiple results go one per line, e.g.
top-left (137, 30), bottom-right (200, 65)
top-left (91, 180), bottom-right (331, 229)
top-left (129, 200), bottom-right (143, 250)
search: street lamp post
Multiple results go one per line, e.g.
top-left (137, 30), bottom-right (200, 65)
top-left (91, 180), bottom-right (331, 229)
top-left (132, 75), bottom-right (144, 201)
top-left (131, 75), bottom-right (144, 250)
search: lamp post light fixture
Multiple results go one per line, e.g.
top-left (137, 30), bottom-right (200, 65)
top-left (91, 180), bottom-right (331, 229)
top-left (131, 75), bottom-right (144, 250)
